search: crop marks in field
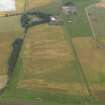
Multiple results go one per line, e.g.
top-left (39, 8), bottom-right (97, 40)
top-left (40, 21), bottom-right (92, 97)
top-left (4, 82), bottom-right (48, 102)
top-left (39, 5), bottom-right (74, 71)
top-left (73, 37), bottom-right (105, 100)
top-left (18, 25), bottom-right (88, 96)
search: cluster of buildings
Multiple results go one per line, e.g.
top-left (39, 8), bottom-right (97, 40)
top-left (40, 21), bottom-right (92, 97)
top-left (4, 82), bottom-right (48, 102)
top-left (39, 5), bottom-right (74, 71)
top-left (62, 2), bottom-right (77, 15)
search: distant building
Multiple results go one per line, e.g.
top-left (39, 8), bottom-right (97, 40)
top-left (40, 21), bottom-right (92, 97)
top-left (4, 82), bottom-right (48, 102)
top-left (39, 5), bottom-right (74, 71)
top-left (62, 2), bottom-right (77, 15)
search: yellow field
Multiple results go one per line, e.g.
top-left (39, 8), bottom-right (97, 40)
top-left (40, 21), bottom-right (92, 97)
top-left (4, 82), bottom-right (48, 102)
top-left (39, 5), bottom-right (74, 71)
top-left (72, 37), bottom-right (105, 100)
top-left (18, 25), bottom-right (88, 95)
top-left (28, 0), bottom-right (52, 9)
top-left (16, 0), bottom-right (26, 12)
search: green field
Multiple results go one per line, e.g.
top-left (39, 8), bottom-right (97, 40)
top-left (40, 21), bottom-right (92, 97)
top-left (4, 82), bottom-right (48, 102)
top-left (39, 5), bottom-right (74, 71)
top-left (1, 0), bottom-right (105, 105)
top-left (86, 4), bottom-right (105, 45)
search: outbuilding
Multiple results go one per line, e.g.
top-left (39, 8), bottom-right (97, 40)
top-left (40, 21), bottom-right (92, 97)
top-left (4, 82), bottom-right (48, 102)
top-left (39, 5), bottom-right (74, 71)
top-left (62, 2), bottom-right (77, 15)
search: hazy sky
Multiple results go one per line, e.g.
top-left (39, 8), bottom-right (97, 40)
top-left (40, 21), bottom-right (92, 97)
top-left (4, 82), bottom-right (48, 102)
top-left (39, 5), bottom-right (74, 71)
top-left (0, 0), bottom-right (16, 11)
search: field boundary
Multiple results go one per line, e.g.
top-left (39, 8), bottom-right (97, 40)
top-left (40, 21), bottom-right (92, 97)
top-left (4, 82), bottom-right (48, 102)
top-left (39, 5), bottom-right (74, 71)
top-left (85, 4), bottom-right (96, 40)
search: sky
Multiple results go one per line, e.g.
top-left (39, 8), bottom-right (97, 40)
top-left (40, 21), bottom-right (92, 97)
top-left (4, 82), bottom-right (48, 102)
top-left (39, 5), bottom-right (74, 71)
top-left (0, 0), bottom-right (16, 11)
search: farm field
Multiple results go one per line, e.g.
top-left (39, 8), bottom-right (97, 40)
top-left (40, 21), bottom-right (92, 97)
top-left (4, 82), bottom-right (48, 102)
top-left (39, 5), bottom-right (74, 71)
top-left (72, 37), bottom-right (105, 100)
top-left (15, 0), bottom-right (26, 12)
top-left (28, 0), bottom-right (52, 10)
top-left (18, 24), bottom-right (88, 96)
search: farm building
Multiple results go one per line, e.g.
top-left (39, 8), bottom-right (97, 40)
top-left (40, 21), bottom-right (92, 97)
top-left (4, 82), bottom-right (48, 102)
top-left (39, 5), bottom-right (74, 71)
top-left (0, 0), bottom-right (16, 11)
top-left (62, 2), bottom-right (77, 15)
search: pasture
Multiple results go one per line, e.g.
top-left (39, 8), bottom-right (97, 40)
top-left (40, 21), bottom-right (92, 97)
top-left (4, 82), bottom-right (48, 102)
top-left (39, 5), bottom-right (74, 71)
top-left (59, 0), bottom-right (98, 37)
